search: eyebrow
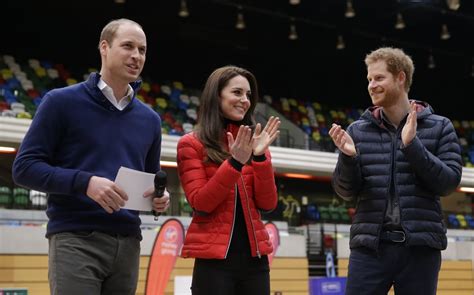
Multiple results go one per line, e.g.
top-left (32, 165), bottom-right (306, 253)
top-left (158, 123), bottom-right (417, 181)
top-left (231, 86), bottom-right (251, 91)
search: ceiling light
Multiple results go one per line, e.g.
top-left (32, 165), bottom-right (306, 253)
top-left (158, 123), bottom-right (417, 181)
top-left (235, 7), bottom-right (246, 30)
top-left (446, 0), bottom-right (460, 10)
top-left (336, 35), bottom-right (345, 50)
top-left (395, 13), bottom-right (406, 29)
top-left (440, 24), bottom-right (450, 40)
top-left (288, 21), bottom-right (298, 40)
top-left (179, 0), bottom-right (190, 18)
top-left (345, 0), bottom-right (356, 18)
top-left (428, 54), bottom-right (436, 69)
top-left (289, 0), bottom-right (301, 5)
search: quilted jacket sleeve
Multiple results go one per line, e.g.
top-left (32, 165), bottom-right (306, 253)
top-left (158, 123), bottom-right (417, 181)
top-left (401, 118), bottom-right (462, 196)
top-left (331, 125), bottom-right (363, 201)
top-left (251, 150), bottom-right (278, 211)
top-left (177, 134), bottom-right (241, 213)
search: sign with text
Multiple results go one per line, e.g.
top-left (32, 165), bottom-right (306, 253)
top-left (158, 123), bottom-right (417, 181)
top-left (145, 218), bottom-right (185, 295)
top-left (264, 222), bottom-right (280, 266)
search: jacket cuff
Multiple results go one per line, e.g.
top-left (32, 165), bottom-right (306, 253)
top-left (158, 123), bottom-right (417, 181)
top-left (339, 152), bottom-right (358, 165)
top-left (252, 154), bottom-right (267, 162)
top-left (229, 157), bottom-right (244, 172)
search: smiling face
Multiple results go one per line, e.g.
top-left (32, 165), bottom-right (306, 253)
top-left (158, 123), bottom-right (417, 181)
top-left (367, 60), bottom-right (405, 108)
top-left (219, 75), bottom-right (251, 121)
top-left (100, 22), bottom-right (147, 85)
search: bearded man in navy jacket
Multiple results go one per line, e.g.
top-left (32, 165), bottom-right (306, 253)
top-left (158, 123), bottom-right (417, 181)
top-left (330, 47), bottom-right (462, 295)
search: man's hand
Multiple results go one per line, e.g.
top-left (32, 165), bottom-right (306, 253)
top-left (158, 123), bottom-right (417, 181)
top-left (329, 123), bottom-right (356, 157)
top-left (402, 102), bottom-right (417, 147)
top-left (86, 176), bottom-right (128, 214)
top-left (143, 187), bottom-right (171, 213)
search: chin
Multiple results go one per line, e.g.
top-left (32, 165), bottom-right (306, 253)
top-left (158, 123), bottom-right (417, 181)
top-left (230, 115), bottom-right (245, 121)
top-left (130, 73), bottom-right (140, 79)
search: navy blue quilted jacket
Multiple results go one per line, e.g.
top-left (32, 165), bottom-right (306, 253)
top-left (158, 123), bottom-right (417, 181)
top-left (332, 100), bottom-right (462, 250)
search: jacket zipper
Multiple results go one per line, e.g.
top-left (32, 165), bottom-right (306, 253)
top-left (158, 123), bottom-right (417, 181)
top-left (394, 129), bottom-right (406, 236)
top-left (377, 129), bottom-right (395, 256)
top-left (241, 174), bottom-right (261, 258)
top-left (224, 184), bottom-right (238, 259)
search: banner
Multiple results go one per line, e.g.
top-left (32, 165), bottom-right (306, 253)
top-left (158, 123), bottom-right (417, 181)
top-left (264, 221), bottom-right (280, 266)
top-left (145, 218), bottom-right (185, 295)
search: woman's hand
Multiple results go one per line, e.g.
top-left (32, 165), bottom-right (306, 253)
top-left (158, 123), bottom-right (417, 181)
top-left (227, 125), bottom-right (253, 164)
top-left (252, 116), bottom-right (281, 156)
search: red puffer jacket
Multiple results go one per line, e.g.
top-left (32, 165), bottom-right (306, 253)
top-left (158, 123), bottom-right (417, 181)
top-left (177, 128), bottom-right (278, 259)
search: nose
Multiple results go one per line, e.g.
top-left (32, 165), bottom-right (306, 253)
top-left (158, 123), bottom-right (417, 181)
top-left (131, 47), bottom-right (141, 59)
top-left (368, 80), bottom-right (377, 90)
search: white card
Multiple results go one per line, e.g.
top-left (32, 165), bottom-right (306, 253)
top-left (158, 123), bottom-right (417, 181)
top-left (114, 166), bottom-right (154, 211)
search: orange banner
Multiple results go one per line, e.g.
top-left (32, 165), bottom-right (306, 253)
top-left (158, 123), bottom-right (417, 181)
top-left (264, 221), bottom-right (280, 266)
top-left (145, 218), bottom-right (185, 295)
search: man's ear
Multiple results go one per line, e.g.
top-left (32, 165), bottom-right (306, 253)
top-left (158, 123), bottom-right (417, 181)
top-left (397, 71), bottom-right (406, 87)
top-left (99, 40), bottom-right (109, 56)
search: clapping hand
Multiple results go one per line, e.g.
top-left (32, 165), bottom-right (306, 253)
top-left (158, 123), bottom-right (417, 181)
top-left (401, 101), bottom-right (417, 147)
top-left (227, 125), bottom-right (253, 164)
top-left (252, 116), bottom-right (281, 156)
top-left (329, 123), bottom-right (356, 157)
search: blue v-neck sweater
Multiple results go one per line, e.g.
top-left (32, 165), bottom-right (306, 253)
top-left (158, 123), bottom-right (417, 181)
top-left (13, 73), bottom-right (162, 238)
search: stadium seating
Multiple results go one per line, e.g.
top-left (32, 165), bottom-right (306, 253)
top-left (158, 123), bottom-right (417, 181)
top-left (0, 186), bottom-right (12, 208)
top-left (12, 187), bottom-right (30, 209)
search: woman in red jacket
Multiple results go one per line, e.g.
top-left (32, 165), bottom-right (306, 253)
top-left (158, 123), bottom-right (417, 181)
top-left (177, 65), bottom-right (280, 295)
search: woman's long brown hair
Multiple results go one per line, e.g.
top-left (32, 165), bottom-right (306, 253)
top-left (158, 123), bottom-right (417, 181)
top-left (195, 66), bottom-right (258, 164)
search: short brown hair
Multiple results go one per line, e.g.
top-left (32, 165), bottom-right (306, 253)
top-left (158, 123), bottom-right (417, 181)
top-left (98, 18), bottom-right (142, 49)
top-left (365, 47), bottom-right (414, 92)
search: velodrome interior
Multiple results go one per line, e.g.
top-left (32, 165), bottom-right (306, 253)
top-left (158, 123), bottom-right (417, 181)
top-left (2, 0), bottom-right (474, 294)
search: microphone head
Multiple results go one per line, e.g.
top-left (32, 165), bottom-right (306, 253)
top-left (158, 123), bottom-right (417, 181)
top-left (154, 170), bottom-right (167, 188)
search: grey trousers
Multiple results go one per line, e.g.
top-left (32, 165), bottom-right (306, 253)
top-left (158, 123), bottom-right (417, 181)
top-left (48, 231), bottom-right (140, 295)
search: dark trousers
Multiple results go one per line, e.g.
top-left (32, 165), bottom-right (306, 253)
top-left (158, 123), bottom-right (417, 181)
top-left (48, 231), bottom-right (140, 295)
top-left (345, 242), bottom-right (441, 295)
top-left (191, 253), bottom-right (270, 295)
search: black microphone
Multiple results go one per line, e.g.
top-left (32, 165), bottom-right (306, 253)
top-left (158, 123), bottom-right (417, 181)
top-left (152, 170), bottom-right (167, 220)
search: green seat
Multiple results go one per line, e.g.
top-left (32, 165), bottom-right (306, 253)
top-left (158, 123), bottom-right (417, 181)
top-left (328, 206), bottom-right (341, 222)
top-left (12, 187), bottom-right (30, 209)
top-left (180, 196), bottom-right (193, 216)
top-left (338, 206), bottom-right (350, 223)
top-left (0, 186), bottom-right (12, 208)
top-left (319, 206), bottom-right (330, 221)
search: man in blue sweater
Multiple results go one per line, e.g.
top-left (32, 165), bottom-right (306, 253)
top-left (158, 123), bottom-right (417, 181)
top-left (12, 18), bottom-right (169, 295)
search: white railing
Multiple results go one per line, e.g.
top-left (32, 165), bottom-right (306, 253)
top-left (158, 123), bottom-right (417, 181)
top-left (2, 116), bottom-right (474, 186)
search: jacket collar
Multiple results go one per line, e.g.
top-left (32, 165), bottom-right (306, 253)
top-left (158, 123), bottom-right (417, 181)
top-left (362, 99), bottom-right (434, 126)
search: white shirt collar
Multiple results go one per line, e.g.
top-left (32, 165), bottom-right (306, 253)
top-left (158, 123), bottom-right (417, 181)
top-left (97, 78), bottom-right (133, 111)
